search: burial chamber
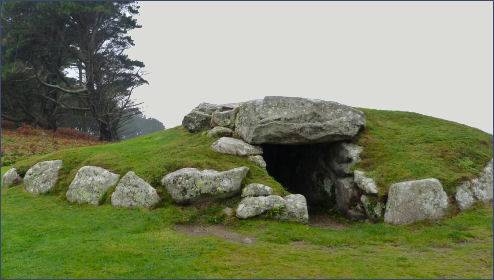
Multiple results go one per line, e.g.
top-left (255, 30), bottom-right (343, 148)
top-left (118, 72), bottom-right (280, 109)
top-left (183, 96), bottom-right (371, 219)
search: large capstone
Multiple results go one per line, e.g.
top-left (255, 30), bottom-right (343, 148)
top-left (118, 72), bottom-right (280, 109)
top-left (384, 178), bottom-right (449, 225)
top-left (111, 171), bottom-right (160, 208)
top-left (234, 96), bottom-right (365, 145)
top-left (2, 168), bottom-right (21, 188)
top-left (455, 159), bottom-right (493, 210)
top-left (66, 166), bottom-right (120, 205)
top-left (162, 167), bottom-right (249, 204)
top-left (24, 160), bottom-right (63, 194)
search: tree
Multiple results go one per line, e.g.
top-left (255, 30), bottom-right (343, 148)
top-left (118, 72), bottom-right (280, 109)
top-left (1, 1), bottom-right (147, 141)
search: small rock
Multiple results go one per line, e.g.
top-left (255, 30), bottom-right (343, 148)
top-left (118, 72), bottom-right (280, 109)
top-left (241, 183), bottom-right (273, 197)
top-left (24, 160), bottom-right (63, 194)
top-left (162, 166), bottom-right (249, 204)
top-left (236, 195), bottom-right (285, 219)
top-left (455, 159), bottom-right (493, 210)
top-left (111, 171), bottom-right (160, 208)
top-left (360, 195), bottom-right (384, 221)
top-left (247, 155), bottom-right (267, 168)
top-left (354, 170), bottom-right (378, 194)
top-left (182, 103), bottom-right (236, 133)
top-left (384, 178), bottom-right (449, 225)
top-left (207, 126), bottom-right (233, 138)
top-left (211, 137), bottom-right (263, 156)
top-left (66, 166), bottom-right (120, 205)
top-left (2, 168), bottom-right (21, 188)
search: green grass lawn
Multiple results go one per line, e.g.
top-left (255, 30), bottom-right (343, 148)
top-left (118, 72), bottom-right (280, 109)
top-left (1, 108), bottom-right (493, 278)
top-left (1, 186), bottom-right (492, 278)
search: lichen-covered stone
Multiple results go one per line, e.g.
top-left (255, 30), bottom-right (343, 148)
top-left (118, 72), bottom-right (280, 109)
top-left (162, 166), bottom-right (249, 204)
top-left (236, 195), bottom-right (285, 219)
top-left (234, 96), bottom-right (365, 145)
top-left (2, 168), bottom-right (21, 188)
top-left (211, 107), bottom-right (238, 129)
top-left (24, 160), bottom-right (63, 194)
top-left (211, 137), bottom-right (262, 156)
top-left (455, 159), bottom-right (493, 210)
top-left (111, 171), bottom-right (160, 208)
top-left (66, 166), bottom-right (120, 205)
top-left (247, 155), bottom-right (267, 168)
top-left (384, 178), bottom-right (448, 225)
top-left (276, 194), bottom-right (309, 223)
top-left (354, 170), bottom-right (378, 194)
top-left (207, 126), bottom-right (233, 138)
top-left (182, 103), bottom-right (237, 132)
top-left (241, 183), bottom-right (273, 197)
top-left (361, 195), bottom-right (384, 221)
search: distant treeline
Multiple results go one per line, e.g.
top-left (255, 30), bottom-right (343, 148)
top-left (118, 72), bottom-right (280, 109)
top-left (1, 1), bottom-right (160, 141)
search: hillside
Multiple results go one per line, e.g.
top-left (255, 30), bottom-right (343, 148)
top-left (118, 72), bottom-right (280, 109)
top-left (1, 108), bottom-right (493, 278)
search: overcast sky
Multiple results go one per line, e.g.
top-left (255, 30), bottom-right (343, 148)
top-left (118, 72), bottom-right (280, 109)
top-left (127, 1), bottom-right (493, 133)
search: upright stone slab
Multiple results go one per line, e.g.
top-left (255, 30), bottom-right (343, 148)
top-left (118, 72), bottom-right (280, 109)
top-left (66, 166), bottom-right (120, 205)
top-left (234, 96), bottom-right (365, 144)
top-left (162, 166), bottom-right (249, 204)
top-left (24, 160), bottom-right (63, 194)
top-left (111, 171), bottom-right (160, 208)
top-left (384, 178), bottom-right (448, 225)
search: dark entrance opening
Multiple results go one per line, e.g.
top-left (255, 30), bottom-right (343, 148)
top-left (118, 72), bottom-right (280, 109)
top-left (262, 143), bottom-right (337, 213)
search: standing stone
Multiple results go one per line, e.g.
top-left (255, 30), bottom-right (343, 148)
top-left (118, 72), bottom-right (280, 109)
top-left (354, 170), bottom-right (378, 194)
top-left (24, 160), bottom-right (63, 194)
top-left (2, 168), bottom-right (21, 188)
top-left (334, 177), bottom-right (362, 216)
top-left (361, 195), bottom-right (384, 221)
top-left (384, 178), bottom-right (449, 225)
top-left (236, 195), bottom-right (286, 219)
top-left (241, 183), bottom-right (273, 197)
top-left (111, 171), bottom-right (160, 208)
top-left (66, 166), bottom-right (120, 205)
top-left (162, 166), bottom-right (249, 204)
top-left (211, 137), bottom-right (263, 156)
top-left (207, 126), bottom-right (233, 138)
top-left (276, 194), bottom-right (309, 224)
top-left (234, 96), bottom-right (366, 145)
top-left (248, 155), bottom-right (267, 168)
top-left (455, 160), bottom-right (493, 210)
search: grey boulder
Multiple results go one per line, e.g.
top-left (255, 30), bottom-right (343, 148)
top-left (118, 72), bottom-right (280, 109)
top-left (207, 126), bottom-right (233, 138)
top-left (241, 183), bottom-right (273, 197)
top-left (236, 194), bottom-right (309, 223)
top-left (276, 194), bottom-right (309, 223)
top-left (211, 137), bottom-right (263, 156)
top-left (234, 96), bottom-right (365, 145)
top-left (211, 107), bottom-right (238, 129)
top-left (248, 155), bottom-right (267, 168)
top-left (162, 166), bottom-right (249, 204)
top-left (66, 166), bottom-right (120, 205)
top-left (236, 195), bottom-right (285, 219)
top-left (361, 195), bottom-right (384, 221)
top-left (111, 171), bottom-right (160, 208)
top-left (2, 168), bottom-right (21, 188)
top-left (24, 160), bottom-right (63, 194)
top-left (384, 178), bottom-right (449, 225)
top-left (455, 159), bottom-right (493, 210)
top-left (354, 170), bottom-right (378, 194)
top-left (182, 103), bottom-right (236, 132)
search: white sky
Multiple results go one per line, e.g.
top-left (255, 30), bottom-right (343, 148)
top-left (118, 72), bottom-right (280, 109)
top-left (127, 1), bottom-right (493, 133)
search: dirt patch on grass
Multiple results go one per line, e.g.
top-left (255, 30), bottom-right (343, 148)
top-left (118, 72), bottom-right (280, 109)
top-left (174, 224), bottom-right (256, 245)
top-left (309, 214), bottom-right (349, 229)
